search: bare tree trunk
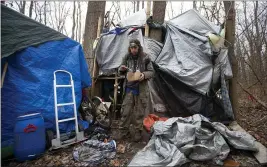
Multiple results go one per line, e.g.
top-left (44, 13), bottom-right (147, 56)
top-left (71, 1), bottom-right (76, 40)
top-left (180, 2), bottom-right (184, 14)
top-left (193, 1), bottom-right (197, 10)
top-left (170, 2), bottom-right (174, 18)
top-left (16, 1), bottom-right (27, 14)
top-left (133, 1), bottom-right (136, 13)
top-left (150, 1), bottom-right (166, 42)
top-left (44, 1), bottom-right (47, 25)
top-left (34, 2), bottom-right (38, 20)
top-left (75, 2), bottom-right (79, 41)
top-left (224, 1), bottom-right (238, 119)
top-left (78, 2), bottom-right (82, 43)
top-left (22, 1), bottom-right (26, 14)
top-left (29, 1), bottom-right (34, 18)
top-left (83, 1), bottom-right (106, 74)
top-left (253, 1), bottom-right (264, 81)
top-left (137, 1), bottom-right (140, 11)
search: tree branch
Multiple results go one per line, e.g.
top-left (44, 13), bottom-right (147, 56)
top-left (237, 81), bottom-right (267, 109)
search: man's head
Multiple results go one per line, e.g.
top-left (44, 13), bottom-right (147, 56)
top-left (128, 39), bottom-right (142, 56)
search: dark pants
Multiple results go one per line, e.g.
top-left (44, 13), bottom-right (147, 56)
top-left (119, 91), bottom-right (145, 137)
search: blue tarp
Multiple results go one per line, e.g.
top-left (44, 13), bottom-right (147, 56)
top-left (1, 38), bottom-right (92, 147)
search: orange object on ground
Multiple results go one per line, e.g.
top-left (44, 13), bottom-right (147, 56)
top-left (143, 114), bottom-right (168, 132)
top-left (223, 159), bottom-right (240, 167)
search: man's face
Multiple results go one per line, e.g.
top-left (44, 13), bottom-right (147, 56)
top-left (130, 46), bottom-right (139, 56)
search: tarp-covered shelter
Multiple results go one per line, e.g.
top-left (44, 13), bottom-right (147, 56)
top-left (94, 9), bottom-right (234, 122)
top-left (1, 5), bottom-right (92, 148)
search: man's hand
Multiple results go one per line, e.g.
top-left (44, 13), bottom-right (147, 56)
top-left (139, 73), bottom-right (145, 81)
top-left (120, 65), bottom-right (127, 71)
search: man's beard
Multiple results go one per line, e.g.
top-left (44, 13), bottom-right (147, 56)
top-left (132, 52), bottom-right (138, 56)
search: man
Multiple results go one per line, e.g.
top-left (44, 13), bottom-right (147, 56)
top-left (116, 39), bottom-right (154, 142)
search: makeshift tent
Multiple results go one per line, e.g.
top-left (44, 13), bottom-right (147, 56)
top-left (94, 9), bottom-right (234, 122)
top-left (1, 5), bottom-right (91, 148)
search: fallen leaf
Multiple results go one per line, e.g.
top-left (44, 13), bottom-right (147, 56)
top-left (254, 134), bottom-right (261, 140)
top-left (117, 144), bottom-right (126, 154)
top-left (110, 159), bottom-right (120, 166)
top-left (224, 159), bottom-right (240, 167)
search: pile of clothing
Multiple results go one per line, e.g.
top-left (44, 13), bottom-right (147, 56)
top-left (73, 126), bottom-right (116, 165)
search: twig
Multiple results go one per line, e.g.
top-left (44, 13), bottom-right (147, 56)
top-left (253, 115), bottom-right (267, 127)
top-left (237, 81), bottom-right (267, 109)
top-left (246, 80), bottom-right (259, 89)
top-left (242, 57), bottom-right (266, 94)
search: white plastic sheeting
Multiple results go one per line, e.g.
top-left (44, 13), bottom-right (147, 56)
top-left (118, 9), bottom-right (147, 27)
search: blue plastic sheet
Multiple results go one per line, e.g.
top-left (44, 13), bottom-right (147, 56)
top-left (1, 38), bottom-right (91, 147)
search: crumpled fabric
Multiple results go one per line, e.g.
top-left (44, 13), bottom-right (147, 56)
top-left (143, 114), bottom-right (168, 132)
top-left (129, 114), bottom-right (258, 166)
top-left (73, 140), bottom-right (116, 165)
top-left (85, 126), bottom-right (110, 141)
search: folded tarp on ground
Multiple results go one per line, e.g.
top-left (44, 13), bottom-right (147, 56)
top-left (129, 114), bottom-right (258, 166)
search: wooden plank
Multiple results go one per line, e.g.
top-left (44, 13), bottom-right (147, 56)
top-left (91, 16), bottom-right (102, 97)
top-left (229, 121), bottom-right (267, 165)
top-left (113, 73), bottom-right (119, 116)
top-left (145, 1), bottom-right (151, 37)
top-left (98, 76), bottom-right (125, 80)
top-left (1, 62), bottom-right (8, 88)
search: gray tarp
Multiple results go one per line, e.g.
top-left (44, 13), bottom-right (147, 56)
top-left (95, 28), bottom-right (144, 75)
top-left (1, 5), bottom-right (66, 58)
top-left (213, 48), bottom-right (233, 85)
top-left (169, 9), bottom-right (220, 35)
top-left (155, 9), bottom-right (230, 94)
top-left (95, 28), bottom-right (163, 75)
top-left (129, 114), bottom-right (258, 166)
top-left (155, 23), bottom-right (214, 94)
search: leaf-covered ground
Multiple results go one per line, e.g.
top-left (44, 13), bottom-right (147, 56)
top-left (3, 103), bottom-right (266, 167)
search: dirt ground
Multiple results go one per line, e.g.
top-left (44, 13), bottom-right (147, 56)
top-left (2, 139), bottom-right (261, 167)
top-left (236, 100), bottom-right (267, 148)
top-left (2, 103), bottom-right (266, 167)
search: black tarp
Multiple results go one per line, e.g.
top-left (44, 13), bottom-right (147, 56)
top-left (1, 5), bottom-right (66, 58)
top-left (153, 63), bottom-right (233, 123)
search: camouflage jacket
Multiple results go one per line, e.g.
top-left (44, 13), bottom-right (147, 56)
top-left (118, 52), bottom-right (154, 103)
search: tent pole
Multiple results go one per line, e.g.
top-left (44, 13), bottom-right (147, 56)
top-left (91, 16), bottom-right (102, 97)
top-left (145, 1), bottom-right (151, 37)
top-left (1, 62), bottom-right (8, 88)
